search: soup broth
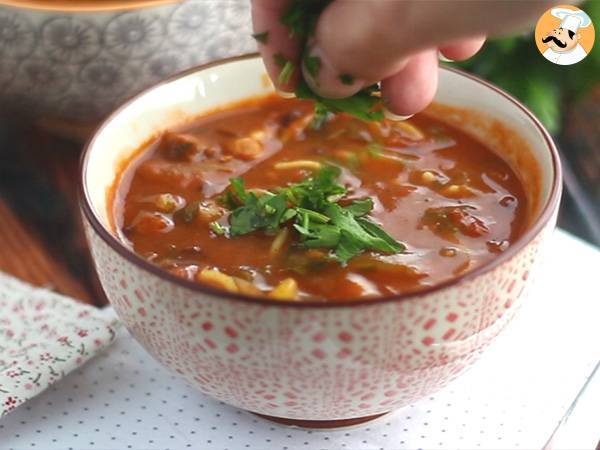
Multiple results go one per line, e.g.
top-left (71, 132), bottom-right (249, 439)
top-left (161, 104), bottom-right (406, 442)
top-left (112, 94), bottom-right (528, 301)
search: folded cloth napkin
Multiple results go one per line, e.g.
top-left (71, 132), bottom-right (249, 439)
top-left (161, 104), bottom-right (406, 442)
top-left (0, 272), bottom-right (119, 417)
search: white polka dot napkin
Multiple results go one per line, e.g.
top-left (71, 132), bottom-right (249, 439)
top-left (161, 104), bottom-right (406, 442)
top-left (0, 272), bottom-right (119, 417)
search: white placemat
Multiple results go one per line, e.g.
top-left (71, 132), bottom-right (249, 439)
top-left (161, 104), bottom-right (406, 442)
top-left (1, 229), bottom-right (599, 450)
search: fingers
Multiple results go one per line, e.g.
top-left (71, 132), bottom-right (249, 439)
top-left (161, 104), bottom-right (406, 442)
top-left (251, 0), bottom-right (301, 93)
top-left (381, 50), bottom-right (439, 117)
top-left (312, 0), bottom-right (411, 84)
top-left (439, 36), bottom-right (487, 62)
top-left (254, 0), bottom-right (553, 110)
top-left (306, 0), bottom-right (554, 97)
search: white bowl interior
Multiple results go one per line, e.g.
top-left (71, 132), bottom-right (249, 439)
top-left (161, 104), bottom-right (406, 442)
top-left (84, 56), bottom-right (555, 231)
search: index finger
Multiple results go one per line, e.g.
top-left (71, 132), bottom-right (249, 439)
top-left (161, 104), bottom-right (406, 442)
top-left (252, 0), bottom-right (302, 93)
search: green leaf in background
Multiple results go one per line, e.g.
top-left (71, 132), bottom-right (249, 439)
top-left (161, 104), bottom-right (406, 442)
top-left (453, 1), bottom-right (600, 134)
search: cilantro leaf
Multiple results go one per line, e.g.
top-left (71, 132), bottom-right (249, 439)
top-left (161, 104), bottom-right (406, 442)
top-left (228, 196), bottom-right (260, 235)
top-left (339, 73), bottom-right (355, 85)
top-left (304, 55), bottom-right (321, 79)
top-left (335, 230), bottom-right (363, 264)
top-left (310, 102), bottom-right (330, 130)
top-left (281, 208), bottom-right (298, 222)
top-left (296, 207), bottom-right (330, 224)
top-left (229, 177), bottom-right (249, 204)
top-left (278, 61), bottom-right (295, 85)
top-left (294, 223), bottom-right (339, 248)
top-left (209, 221), bottom-right (227, 235)
top-left (285, 164), bottom-right (346, 210)
top-left (251, 31), bottom-right (269, 44)
top-left (356, 217), bottom-right (405, 253)
top-left (222, 167), bottom-right (404, 264)
top-left (345, 199), bottom-right (373, 217)
top-left (295, 79), bottom-right (384, 122)
top-left (273, 53), bottom-right (287, 67)
top-left (229, 192), bottom-right (288, 236)
top-left (280, 0), bottom-right (332, 38)
top-left (324, 203), bottom-right (400, 255)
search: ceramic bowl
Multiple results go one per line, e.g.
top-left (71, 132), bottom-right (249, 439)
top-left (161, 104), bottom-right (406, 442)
top-left (79, 55), bottom-right (562, 427)
top-left (0, 0), bottom-right (254, 127)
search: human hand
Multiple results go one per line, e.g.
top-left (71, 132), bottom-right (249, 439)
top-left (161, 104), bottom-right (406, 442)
top-left (252, 0), bottom-right (555, 116)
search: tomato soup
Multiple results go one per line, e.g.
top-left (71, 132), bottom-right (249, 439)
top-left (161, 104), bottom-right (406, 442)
top-left (111, 95), bottom-right (528, 301)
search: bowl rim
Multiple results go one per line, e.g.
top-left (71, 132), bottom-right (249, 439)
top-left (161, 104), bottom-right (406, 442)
top-left (0, 0), bottom-right (178, 12)
top-left (79, 53), bottom-right (562, 309)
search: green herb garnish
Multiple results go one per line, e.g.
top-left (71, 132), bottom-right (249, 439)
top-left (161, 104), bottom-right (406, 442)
top-left (229, 186), bottom-right (289, 236)
top-left (221, 166), bottom-right (404, 265)
top-left (251, 31), bottom-right (269, 44)
top-left (295, 79), bottom-right (384, 123)
top-left (278, 61), bottom-right (295, 84)
top-left (366, 142), bottom-right (384, 157)
top-left (274, 53), bottom-right (287, 68)
top-left (310, 102), bottom-right (330, 130)
top-left (304, 55), bottom-right (321, 79)
top-left (209, 221), bottom-right (227, 235)
top-left (339, 73), bottom-right (355, 85)
top-left (280, 0), bottom-right (328, 38)
top-left (280, 0), bottom-right (384, 125)
top-left (274, 53), bottom-right (295, 85)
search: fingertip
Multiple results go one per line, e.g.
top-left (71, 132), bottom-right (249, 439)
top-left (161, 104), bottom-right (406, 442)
top-left (383, 110), bottom-right (414, 121)
top-left (438, 51), bottom-right (454, 63)
top-left (381, 51), bottom-right (439, 116)
top-left (275, 89), bottom-right (296, 99)
top-left (439, 36), bottom-right (486, 61)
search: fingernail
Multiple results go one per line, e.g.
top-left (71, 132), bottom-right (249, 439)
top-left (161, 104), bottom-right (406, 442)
top-left (438, 51), bottom-right (453, 63)
top-left (384, 109), bottom-right (414, 121)
top-left (275, 88), bottom-right (295, 99)
top-left (302, 43), bottom-right (364, 98)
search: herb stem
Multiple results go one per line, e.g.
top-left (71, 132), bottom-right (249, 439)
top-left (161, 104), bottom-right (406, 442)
top-left (278, 61), bottom-right (295, 85)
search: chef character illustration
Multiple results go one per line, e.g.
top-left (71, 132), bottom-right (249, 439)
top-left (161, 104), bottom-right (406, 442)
top-left (541, 7), bottom-right (592, 65)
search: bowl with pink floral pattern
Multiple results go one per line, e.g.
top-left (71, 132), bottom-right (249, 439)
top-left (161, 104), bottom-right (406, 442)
top-left (79, 54), bottom-right (562, 428)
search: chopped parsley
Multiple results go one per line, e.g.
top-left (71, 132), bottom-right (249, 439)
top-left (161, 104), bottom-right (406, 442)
top-left (221, 166), bottom-right (404, 265)
top-left (295, 79), bottom-right (384, 123)
top-left (280, 0), bottom-right (327, 38)
top-left (209, 221), bottom-right (227, 235)
top-left (278, 61), bottom-right (295, 84)
top-left (310, 102), bottom-right (331, 130)
top-left (274, 53), bottom-right (295, 84)
top-left (273, 53), bottom-right (287, 68)
top-left (339, 73), bottom-right (355, 85)
top-left (279, 0), bottom-right (384, 125)
top-left (304, 55), bottom-right (321, 79)
top-left (251, 31), bottom-right (269, 44)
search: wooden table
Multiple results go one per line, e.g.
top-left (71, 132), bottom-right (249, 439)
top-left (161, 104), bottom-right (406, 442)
top-left (0, 120), bottom-right (105, 307)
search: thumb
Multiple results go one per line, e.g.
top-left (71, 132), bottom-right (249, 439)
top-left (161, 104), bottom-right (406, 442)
top-left (305, 0), bottom-right (555, 98)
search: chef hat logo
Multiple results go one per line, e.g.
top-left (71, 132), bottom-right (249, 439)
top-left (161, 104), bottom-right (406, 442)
top-left (551, 7), bottom-right (592, 33)
top-left (535, 4), bottom-right (595, 66)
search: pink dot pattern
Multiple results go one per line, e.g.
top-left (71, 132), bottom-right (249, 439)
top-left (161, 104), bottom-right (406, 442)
top-left (84, 216), bottom-right (555, 421)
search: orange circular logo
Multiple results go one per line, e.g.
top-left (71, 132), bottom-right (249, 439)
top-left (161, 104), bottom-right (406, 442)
top-left (535, 4), bottom-right (595, 65)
